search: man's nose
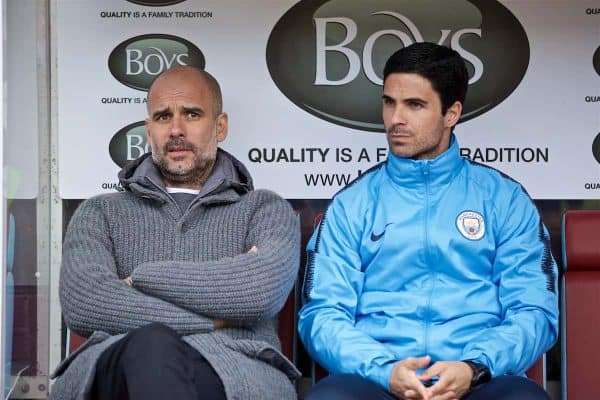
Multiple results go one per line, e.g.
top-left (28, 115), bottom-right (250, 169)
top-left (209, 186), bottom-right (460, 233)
top-left (169, 115), bottom-right (184, 136)
top-left (391, 106), bottom-right (407, 125)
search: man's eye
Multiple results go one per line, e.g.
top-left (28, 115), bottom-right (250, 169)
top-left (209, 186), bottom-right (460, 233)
top-left (156, 114), bottom-right (170, 121)
top-left (187, 112), bottom-right (200, 118)
top-left (408, 101), bottom-right (424, 109)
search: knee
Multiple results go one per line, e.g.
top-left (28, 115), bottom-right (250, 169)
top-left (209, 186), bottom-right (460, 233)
top-left (468, 376), bottom-right (549, 400)
top-left (500, 376), bottom-right (548, 399)
top-left (508, 377), bottom-right (549, 400)
top-left (130, 322), bottom-right (178, 341)
top-left (306, 374), bottom-right (389, 400)
top-left (122, 323), bottom-right (181, 360)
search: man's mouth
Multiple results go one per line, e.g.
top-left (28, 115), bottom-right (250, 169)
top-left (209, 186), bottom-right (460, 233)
top-left (388, 132), bottom-right (412, 140)
top-left (165, 139), bottom-right (194, 155)
top-left (387, 126), bottom-right (412, 137)
top-left (167, 146), bottom-right (190, 153)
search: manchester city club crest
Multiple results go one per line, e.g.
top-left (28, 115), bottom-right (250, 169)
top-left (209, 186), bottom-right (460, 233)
top-left (456, 211), bottom-right (485, 240)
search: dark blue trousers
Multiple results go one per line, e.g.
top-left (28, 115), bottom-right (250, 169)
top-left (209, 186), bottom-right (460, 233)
top-left (305, 373), bottom-right (550, 400)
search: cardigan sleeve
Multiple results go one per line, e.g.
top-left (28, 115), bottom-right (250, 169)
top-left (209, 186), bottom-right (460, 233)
top-left (60, 198), bottom-right (215, 337)
top-left (131, 190), bottom-right (300, 322)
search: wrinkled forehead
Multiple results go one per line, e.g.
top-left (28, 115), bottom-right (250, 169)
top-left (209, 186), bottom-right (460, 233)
top-left (147, 70), bottom-right (211, 111)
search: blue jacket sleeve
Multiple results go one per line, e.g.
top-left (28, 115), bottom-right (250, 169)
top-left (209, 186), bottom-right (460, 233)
top-left (298, 198), bottom-right (397, 390)
top-left (461, 187), bottom-right (559, 376)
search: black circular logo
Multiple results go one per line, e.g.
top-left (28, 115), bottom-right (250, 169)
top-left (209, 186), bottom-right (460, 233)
top-left (593, 46), bottom-right (600, 77)
top-left (267, 0), bottom-right (530, 132)
top-left (593, 132), bottom-right (600, 164)
top-left (108, 34), bottom-right (205, 92)
top-left (109, 121), bottom-right (149, 167)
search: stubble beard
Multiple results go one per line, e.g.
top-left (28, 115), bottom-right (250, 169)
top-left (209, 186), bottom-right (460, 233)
top-left (386, 123), bottom-right (446, 160)
top-left (152, 138), bottom-right (216, 187)
top-left (386, 125), bottom-right (416, 158)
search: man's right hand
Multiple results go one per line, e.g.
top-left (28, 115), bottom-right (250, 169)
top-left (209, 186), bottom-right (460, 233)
top-left (389, 356), bottom-right (432, 400)
top-left (213, 319), bottom-right (229, 329)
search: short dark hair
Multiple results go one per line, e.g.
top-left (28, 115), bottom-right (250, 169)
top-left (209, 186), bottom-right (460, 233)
top-left (146, 66), bottom-right (223, 116)
top-left (383, 42), bottom-right (468, 115)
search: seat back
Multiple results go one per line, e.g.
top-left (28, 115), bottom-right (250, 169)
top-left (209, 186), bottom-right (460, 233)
top-left (66, 329), bottom-right (86, 355)
top-left (278, 212), bottom-right (301, 364)
top-left (526, 354), bottom-right (545, 389)
top-left (561, 210), bottom-right (600, 400)
top-left (278, 278), bottom-right (299, 363)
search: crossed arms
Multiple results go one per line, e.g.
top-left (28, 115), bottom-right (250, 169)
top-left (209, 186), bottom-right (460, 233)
top-left (60, 192), bottom-right (299, 337)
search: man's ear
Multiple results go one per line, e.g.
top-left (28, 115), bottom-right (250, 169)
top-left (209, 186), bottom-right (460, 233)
top-left (444, 101), bottom-right (462, 129)
top-left (216, 113), bottom-right (229, 142)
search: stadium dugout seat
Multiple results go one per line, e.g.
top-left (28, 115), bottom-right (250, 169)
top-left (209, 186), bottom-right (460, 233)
top-left (561, 209), bottom-right (600, 400)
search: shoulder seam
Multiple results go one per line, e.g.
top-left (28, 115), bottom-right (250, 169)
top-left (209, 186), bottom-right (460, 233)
top-left (332, 161), bottom-right (386, 198)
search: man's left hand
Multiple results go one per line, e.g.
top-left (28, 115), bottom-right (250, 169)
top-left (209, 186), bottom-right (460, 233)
top-left (418, 361), bottom-right (473, 400)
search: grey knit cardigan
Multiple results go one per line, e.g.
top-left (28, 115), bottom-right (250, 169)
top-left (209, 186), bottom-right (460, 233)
top-left (50, 150), bottom-right (301, 400)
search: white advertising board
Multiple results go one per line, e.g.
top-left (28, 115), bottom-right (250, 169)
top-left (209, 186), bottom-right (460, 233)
top-left (57, 0), bottom-right (600, 199)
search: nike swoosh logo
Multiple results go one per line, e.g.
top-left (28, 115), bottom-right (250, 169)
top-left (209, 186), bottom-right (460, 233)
top-left (370, 223), bottom-right (393, 241)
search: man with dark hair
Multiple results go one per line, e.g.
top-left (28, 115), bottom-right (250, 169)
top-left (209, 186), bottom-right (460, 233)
top-left (50, 66), bottom-right (300, 400)
top-left (299, 42), bottom-right (557, 400)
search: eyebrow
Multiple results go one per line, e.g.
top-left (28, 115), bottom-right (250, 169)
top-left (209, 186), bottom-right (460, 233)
top-left (382, 94), bottom-right (428, 105)
top-left (151, 105), bottom-right (205, 120)
top-left (181, 106), bottom-right (204, 115)
top-left (404, 97), bottom-right (428, 105)
top-left (151, 107), bottom-right (171, 120)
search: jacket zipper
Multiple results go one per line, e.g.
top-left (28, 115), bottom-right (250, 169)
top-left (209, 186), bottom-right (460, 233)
top-left (422, 162), bottom-right (435, 358)
top-left (146, 176), bottom-right (186, 217)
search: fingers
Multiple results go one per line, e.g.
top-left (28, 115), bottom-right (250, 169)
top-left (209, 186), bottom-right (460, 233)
top-left (427, 375), bottom-right (453, 398)
top-left (424, 361), bottom-right (472, 399)
top-left (404, 385), bottom-right (430, 400)
top-left (419, 362), bottom-right (443, 381)
top-left (123, 276), bottom-right (132, 286)
top-left (422, 363), bottom-right (455, 398)
top-left (247, 245), bottom-right (258, 253)
top-left (413, 382), bottom-right (429, 400)
top-left (403, 356), bottom-right (432, 399)
top-left (429, 391), bottom-right (457, 400)
top-left (403, 390), bottom-right (424, 400)
top-left (405, 355), bottom-right (431, 370)
top-left (213, 318), bottom-right (227, 329)
top-left (391, 357), bottom-right (434, 400)
top-left (407, 374), bottom-right (429, 400)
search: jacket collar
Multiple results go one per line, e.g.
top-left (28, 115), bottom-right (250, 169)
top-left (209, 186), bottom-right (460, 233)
top-left (385, 134), bottom-right (464, 189)
top-left (117, 148), bottom-right (253, 204)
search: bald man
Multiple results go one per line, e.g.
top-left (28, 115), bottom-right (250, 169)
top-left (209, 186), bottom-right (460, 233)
top-left (50, 66), bottom-right (300, 400)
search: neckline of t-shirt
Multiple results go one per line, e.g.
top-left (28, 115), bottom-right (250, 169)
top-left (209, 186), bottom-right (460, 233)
top-left (166, 187), bottom-right (201, 195)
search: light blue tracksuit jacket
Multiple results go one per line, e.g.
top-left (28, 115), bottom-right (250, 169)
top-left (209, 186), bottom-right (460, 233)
top-left (298, 136), bottom-right (559, 391)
